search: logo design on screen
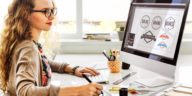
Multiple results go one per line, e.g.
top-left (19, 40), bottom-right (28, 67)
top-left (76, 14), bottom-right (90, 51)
top-left (159, 33), bottom-right (170, 40)
top-left (140, 15), bottom-right (150, 29)
top-left (127, 33), bottom-right (135, 46)
top-left (164, 17), bottom-right (175, 31)
top-left (152, 16), bottom-right (162, 30)
top-left (158, 42), bottom-right (167, 49)
top-left (141, 31), bottom-right (156, 43)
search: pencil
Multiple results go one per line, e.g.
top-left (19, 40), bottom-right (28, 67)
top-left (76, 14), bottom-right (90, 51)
top-left (82, 74), bottom-right (104, 95)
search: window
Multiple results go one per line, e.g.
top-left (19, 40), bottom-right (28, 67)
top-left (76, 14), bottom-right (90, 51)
top-left (83, 0), bottom-right (130, 34)
top-left (54, 0), bottom-right (76, 34)
top-left (55, 0), bottom-right (192, 39)
top-left (0, 0), bottom-right (12, 34)
top-left (185, 3), bottom-right (192, 32)
top-left (55, 0), bottom-right (131, 39)
top-left (183, 3), bottom-right (192, 39)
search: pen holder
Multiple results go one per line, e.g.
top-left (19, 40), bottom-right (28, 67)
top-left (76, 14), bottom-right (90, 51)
top-left (108, 60), bottom-right (121, 73)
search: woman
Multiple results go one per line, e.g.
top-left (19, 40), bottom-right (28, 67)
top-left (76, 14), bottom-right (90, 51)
top-left (0, 0), bottom-right (103, 96)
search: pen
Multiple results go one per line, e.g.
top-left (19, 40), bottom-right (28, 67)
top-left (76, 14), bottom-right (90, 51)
top-left (91, 64), bottom-right (97, 68)
top-left (82, 74), bottom-right (104, 95)
top-left (113, 72), bottom-right (137, 85)
top-left (82, 74), bottom-right (92, 82)
top-left (102, 50), bottom-right (110, 60)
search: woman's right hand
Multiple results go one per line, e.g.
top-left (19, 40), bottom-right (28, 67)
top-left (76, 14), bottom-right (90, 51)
top-left (78, 83), bottom-right (103, 96)
top-left (58, 83), bottom-right (103, 96)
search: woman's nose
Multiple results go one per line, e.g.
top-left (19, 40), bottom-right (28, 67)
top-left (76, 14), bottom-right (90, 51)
top-left (48, 14), bottom-right (55, 20)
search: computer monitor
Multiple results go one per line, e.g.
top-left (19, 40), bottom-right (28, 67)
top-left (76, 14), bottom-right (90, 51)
top-left (121, 0), bottom-right (190, 87)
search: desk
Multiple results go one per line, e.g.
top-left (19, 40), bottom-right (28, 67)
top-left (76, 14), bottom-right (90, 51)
top-left (51, 54), bottom-right (192, 96)
top-left (0, 55), bottom-right (191, 95)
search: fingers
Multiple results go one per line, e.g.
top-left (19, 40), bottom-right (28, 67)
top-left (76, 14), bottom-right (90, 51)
top-left (91, 83), bottom-right (103, 92)
top-left (79, 83), bottom-right (103, 96)
top-left (76, 67), bottom-right (100, 77)
top-left (86, 67), bottom-right (100, 75)
top-left (81, 67), bottom-right (99, 76)
top-left (90, 83), bottom-right (103, 96)
top-left (90, 86), bottom-right (99, 96)
top-left (96, 89), bottom-right (101, 95)
top-left (92, 91), bottom-right (100, 96)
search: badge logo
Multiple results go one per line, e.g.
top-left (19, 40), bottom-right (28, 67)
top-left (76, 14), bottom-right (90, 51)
top-left (140, 15), bottom-right (150, 29)
top-left (164, 17), bottom-right (175, 31)
top-left (141, 31), bottom-right (156, 43)
top-left (158, 42), bottom-right (167, 49)
top-left (152, 16), bottom-right (162, 30)
top-left (159, 33), bottom-right (169, 40)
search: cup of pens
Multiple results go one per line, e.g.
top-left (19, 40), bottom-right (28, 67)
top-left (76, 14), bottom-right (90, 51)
top-left (108, 60), bottom-right (121, 73)
top-left (103, 49), bottom-right (122, 73)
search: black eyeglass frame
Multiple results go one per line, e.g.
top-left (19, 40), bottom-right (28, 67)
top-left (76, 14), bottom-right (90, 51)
top-left (31, 8), bottom-right (57, 18)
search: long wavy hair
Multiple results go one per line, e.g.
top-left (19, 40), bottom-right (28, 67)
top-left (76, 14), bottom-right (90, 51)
top-left (0, 0), bottom-right (35, 92)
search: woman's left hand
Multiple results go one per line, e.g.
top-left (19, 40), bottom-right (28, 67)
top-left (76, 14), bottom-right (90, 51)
top-left (75, 67), bottom-right (100, 77)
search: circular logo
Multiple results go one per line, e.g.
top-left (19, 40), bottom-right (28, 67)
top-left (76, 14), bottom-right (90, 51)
top-left (152, 16), bottom-right (162, 30)
top-left (140, 15), bottom-right (150, 29)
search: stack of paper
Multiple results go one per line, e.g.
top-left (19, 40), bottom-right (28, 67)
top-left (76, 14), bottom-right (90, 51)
top-left (83, 33), bottom-right (111, 41)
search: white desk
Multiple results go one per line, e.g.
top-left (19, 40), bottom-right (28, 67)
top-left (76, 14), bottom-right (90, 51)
top-left (51, 54), bottom-right (192, 96)
top-left (0, 54), bottom-right (191, 96)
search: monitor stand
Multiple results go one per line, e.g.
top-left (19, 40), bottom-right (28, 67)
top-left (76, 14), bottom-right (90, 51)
top-left (135, 77), bottom-right (173, 88)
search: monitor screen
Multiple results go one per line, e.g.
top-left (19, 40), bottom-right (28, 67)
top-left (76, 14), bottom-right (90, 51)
top-left (122, 3), bottom-right (186, 65)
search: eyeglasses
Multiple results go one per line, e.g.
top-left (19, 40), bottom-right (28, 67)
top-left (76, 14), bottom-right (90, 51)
top-left (31, 8), bottom-right (57, 18)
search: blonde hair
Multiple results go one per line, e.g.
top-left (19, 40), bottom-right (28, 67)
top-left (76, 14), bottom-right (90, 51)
top-left (0, 0), bottom-right (34, 92)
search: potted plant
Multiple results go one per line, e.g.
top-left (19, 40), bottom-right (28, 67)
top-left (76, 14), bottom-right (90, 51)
top-left (116, 27), bottom-right (125, 41)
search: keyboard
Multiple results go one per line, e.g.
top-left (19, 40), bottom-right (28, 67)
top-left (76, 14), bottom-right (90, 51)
top-left (86, 73), bottom-right (108, 84)
top-left (135, 78), bottom-right (173, 88)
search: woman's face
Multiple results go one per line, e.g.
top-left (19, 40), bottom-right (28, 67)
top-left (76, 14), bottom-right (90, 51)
top-left (29, 0), bottom-right (55, 32)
